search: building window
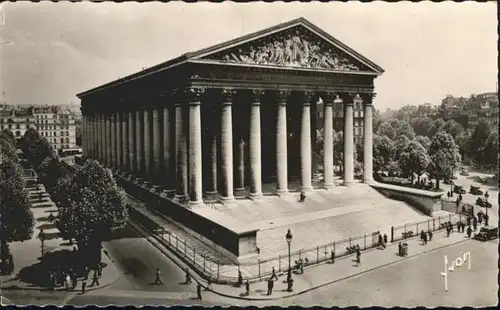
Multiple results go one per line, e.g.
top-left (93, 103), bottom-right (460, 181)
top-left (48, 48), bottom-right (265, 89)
top-left (16, 124), bottom-right (20, 129)
top-left (15, 131), bottom-right (20, 136)
top-left (60, 138), bottom-right (64, 143)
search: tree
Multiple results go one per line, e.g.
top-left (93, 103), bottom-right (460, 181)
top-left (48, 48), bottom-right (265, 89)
top-left (0, 129), bottom-right (15, 147)
top-left (0, 137), bottom-right (18, 163)
top-left (414, 135), bottom-right (431, 152)
top-left (394, 135), bottom-right (411, 160)
top-left (427, 118), bottom-right (445, 137)
top-left (19, 128), bottom-right (41, 154)
top-left (26, 137), bottom-right (55, 169)
top-left (468, 119), bottom-right (492, 168)
top-left (377, 121), bottom-right (396, 140)
top-left (398, 140), bottom-right (430, 182)
top-left (373, 134), bottom-right (395, 173)
top-left (412, 117), bottom-right (433, 137)
top-left (37, 156), bottom-right (71, 194)
top-left (455, 131), bottom-right (472, 164)
top-left (484, 131), bottom-right (499, 168)
top-left (428, 131), bottom-right (461, 189)
top-left (57, 160), bottom-right (127, 265)
top-left (439, 119), bottom-right (464, 139)
top-left (0, 156), bottom-right (35, 264)
top-left (333, 130), bottom-right (342, 171)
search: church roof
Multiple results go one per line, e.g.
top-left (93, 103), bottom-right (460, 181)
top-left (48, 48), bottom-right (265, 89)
top-left (78, 17), bottom-right (384, 98)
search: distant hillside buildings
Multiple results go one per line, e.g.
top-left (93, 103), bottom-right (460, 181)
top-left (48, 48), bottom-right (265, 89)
top-left (0, 104), bottom-right (80, 151)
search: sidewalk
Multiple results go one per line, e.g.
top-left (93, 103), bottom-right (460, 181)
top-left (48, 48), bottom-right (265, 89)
top-left (131, 216), bottom-right (476, 301)
top-left (0, 184), bottom-right (120, 293)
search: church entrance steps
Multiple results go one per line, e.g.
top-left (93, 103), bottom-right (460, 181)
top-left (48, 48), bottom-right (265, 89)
top-left (254, 202), bottom-right (430, 260)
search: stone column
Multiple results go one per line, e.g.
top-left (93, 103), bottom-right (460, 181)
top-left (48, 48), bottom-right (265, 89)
top-left (152, 107), bottom-right (162, 183)
top-left (143, 109), bottom-right (151, 179)
top-left (89, 115), bottom-right (94, 159)
top-left (234, 136), bottom-right (246, 196)
top-left (343, 93), bottom-right (356, 185)
top-left (99, 114), bottom-right (104, 162)
top-left (128, 111), bottom-right (135, 173)
top-left (135, 110), bottom-right (143, 176)
top-left (205, 105), bottom-right (218, 196)
top-left (82, 115), bottom-right (87, 157)
top-left (116, 112), bottom-right (122, 169)
top-left (121, 112), bottom-right (128, 171)
top-left (248, 90), bottom-right (263, 197)
top-left (175, 101), bottom-right (188, 201)
top-left (105, 114), bottom-right (111, 167)
top-left (276, 90), bottom-right (290, 195)
top-left (362, 93), bottom-right (375, 183)
top-left (163, 106), bottom-right (175, 193)
top-left (187, 88), bottom-right (204, 204)
top-left (111, 113), bottom-right (117, 168)
top-left (323, 94), bottom-right (335, 189)
top-left (220, 89), bottom-right (235, 201)
top-left (300, 92), bottom-right (313, 191)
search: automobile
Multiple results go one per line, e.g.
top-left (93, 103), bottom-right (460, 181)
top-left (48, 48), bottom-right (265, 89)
top-left (475, 197), bottom-right (492, 208)
top-left (460, 169), bottom-right (469, 176)
top-left (470, 185), bottom-right (483, 195)
top-left (478, 176), bottom-right (489, 185)
top-left (453, 185), bottom-right (466, 195)
top-left (443, 178), bottom-right (452, 185)
top-left (474, 226), bottom-right (498, 241)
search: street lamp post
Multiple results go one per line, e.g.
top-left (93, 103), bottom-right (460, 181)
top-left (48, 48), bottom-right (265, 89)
top-left (456, 197), bottom-right (461, 222)
top-left (285, 229), bottom-right (293, 285)
top-left (450, 178), bottom-right (454, 197)
top-left (484, 191), bottom-right (489, 225)
top-left (38, 228), bottom-right (46, 257)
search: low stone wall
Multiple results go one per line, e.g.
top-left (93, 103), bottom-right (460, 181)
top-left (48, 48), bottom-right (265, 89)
top-left (371, 182), bottom-right (444, 216)
top-left (115, 174), bottom-right (258, 259)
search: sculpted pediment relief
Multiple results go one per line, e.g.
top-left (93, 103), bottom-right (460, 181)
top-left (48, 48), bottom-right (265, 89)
top-left (201, 26), bottom-right (370, 72)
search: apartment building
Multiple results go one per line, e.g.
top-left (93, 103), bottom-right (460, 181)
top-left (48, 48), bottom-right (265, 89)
top-left (32, 105), bottom-right (77, 151)
top-left (0, 107), bottom-right (35, 142)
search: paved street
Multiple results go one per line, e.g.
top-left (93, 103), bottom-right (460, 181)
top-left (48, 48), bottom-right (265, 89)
top-left (199, 239), bottom-right (498, 307)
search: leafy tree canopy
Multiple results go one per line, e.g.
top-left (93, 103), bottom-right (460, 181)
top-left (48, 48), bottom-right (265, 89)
top-left (428, 131), bottom-right (461, 189)
top-left (0, 129), bottom-right (16, 147)
top-left (439, 119), bottom-right (464, 139)
top-left (398, 140), bottom-right (430, 181)
top-left (373, 134), bottom-right (395, 172)
top-left (414, 135), bottom-right (431, 151)
top-left (377, 121), bottom-right (396, 140)
top-left (19, 128), bottom-right (41, 153)
top-left (26, 137), bottom-right (55, 169)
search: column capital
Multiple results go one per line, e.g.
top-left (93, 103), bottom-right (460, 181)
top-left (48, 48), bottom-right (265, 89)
top-left (338, 92), bottom-right (360, 106)
top-left (276, 90), bottom-right (291, 105)
top-left (360, 92), bottom-right (376, 106)
top-left (250, 89), bottom-right (265, 104)
top-left (184, 87), bottom-right (206, 104)
top-left (220, 88), bottom-right (237, 103)
top-left (300, 91), bottom-right (315, 105)
top-left (322, 92), bottom-right (341, 106)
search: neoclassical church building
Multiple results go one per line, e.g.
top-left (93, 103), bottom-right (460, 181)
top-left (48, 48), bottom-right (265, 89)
top-left (78, 18), bottom-right (384, 207)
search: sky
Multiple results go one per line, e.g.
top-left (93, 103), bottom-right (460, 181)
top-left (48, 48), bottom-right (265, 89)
top-left (0, 1), bottom-right (497, 111)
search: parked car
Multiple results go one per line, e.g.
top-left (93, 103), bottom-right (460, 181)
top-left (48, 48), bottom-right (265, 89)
top-left (470, 186), bottom-right (483, 195)
top-left (443, 178), bottom-right (452, 185)
top-left (476, 197), bottom-right (492, 208)
top-left (475, 226), bottom-right (498, 241)
top-left (453, 185), bottom-right (466, 195)
top-left (478, 176), bottom-right (489, 185)
top-left (460, 169), bottom-right (469, 176)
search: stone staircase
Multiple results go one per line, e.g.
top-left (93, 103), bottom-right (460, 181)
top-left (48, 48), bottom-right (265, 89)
top-left (255, 199), bottom-right (430, 260)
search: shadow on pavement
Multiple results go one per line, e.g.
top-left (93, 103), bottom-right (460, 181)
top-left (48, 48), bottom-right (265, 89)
top-left (16, 249), bottom-right (107, 289)
top-left (30, 203), bottom-right (54, 209)
top-left (37, 223), bottom-right (56, 230)
top-left (108, 226), bottom-right (140, 240)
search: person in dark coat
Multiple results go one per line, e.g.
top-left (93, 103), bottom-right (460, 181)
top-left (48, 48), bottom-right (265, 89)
top-left (446, 225), bottom-right (451, 237)
top-left (423, 232), bottom-right (428, 245)
top-left (473, 217), bottom-right (478, 231)
top-left (154, 268), bottom-right (163, 285)
top-left (197, 283), bottom-right (202, 300)
top-left (355, 248), bottom-right (361, 266)
top-left (245, 280), bottom-right (250, 296)
top-left (467, 226), bottom-right (472, 238)
top-left (428, 230), bottom-right (433, 241)
top-left (420, 230), bottom-right (426, 244)
top-left (466, 216), bottom-right (471, 226)
top-left (90, 270), bottom-right (100, 287)
top-left (398, 242), bottom-right (403, 256)
top-left (270, 266), bottom-right (278, 281)
top-left (81, 278), bottom-right (87, 294)
top-left (383, 234), bottom-right (388, 245)
top-left (267, 278), bottom-right (274, 295)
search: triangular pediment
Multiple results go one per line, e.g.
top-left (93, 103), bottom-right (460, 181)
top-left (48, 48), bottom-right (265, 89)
top-left (190, 19), bottom-right (383, 74)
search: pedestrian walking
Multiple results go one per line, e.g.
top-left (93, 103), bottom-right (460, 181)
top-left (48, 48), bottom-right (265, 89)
top-left (90, 270), bottom-right (100, 287)
top-left (355, 248), bottom-right (361, 266)
top-left (97, 264), bottom-right (103, 278)
top-left (446, 226), bottom-right (450, 237)
top-left (383, 234), bottom-right (388, 245)
top-left (466, 216), bottom-right (471, 226)
top-left (237, 270), bottom-right (243, 287)
top-left (461, 222), bottom-right (465, 233)
top-left (473, 218), bottom-right (477, 231)
top-left (197, 283), bottom-right (202, 300)
top-left (330, 250), bottom-right (335, 264)
top-left (467, 226), bottom-right (472, 238)
top-left (270, 266), bottom-right (278, 281)
top-left (299, 259), bottom-right (304, 274)
top-left (449, 221), bottom-right (454, 233)
top-left (420, 230), bottom-right (425, 244)
top-left (185, 269), bottom-right (192, 284)
top-left (49, 271), bottom-right (55, 292)
top-left (65, 273), bottom-right (71, 290)
top-left (154, 268), bottom-right (163, 285)
top-left (81, 278), bottom-right (87, 294)
top-left (205, 276), bottom-right (212, 291)
top-left (245, 280), bottom-right (250, 296)
top-left (423, 232), bottom-right (428, 245)
top-left (398, 242), bottom-right (403, 257)
top-left (267, 278), bottom-right (274, 296)
top-left (428, 230), bottom-right (433, 241)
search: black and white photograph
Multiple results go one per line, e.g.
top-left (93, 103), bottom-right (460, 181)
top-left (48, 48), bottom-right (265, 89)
top-left (0, 1), bottom-right (497, 307)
